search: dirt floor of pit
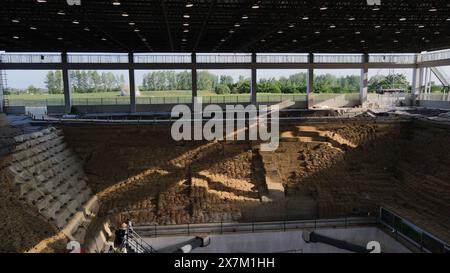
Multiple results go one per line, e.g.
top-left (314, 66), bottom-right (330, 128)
top-left (61, 120), bottom-right (450, 242)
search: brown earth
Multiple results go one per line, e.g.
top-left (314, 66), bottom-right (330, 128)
top-left (61, 121), bottom-right (450, 242)
top-left (1, 118), bottom-right (449, 252)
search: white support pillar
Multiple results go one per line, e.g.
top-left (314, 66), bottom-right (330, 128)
top-left (0, 70), bottom-right (4, 113)
top-left (250, 52), bottom-right (257, 105)
top-left (61, 52), bottom-right (72, 114)
top-left (360, 53), bottom-right (369, 106)
top-left (411, 54), bottom-right (422, 106)
top-left (191, 53), bottom-right (197, 103)
top-left (128, 53), bottom-right (136, 113)
top-left (307, 53), bottom-right (314, 109)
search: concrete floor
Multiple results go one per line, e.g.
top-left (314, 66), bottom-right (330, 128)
top-left (143, 227), bottom-right (410, 253)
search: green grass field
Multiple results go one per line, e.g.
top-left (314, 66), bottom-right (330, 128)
top-left (4, 90), bottom-right (362, 107)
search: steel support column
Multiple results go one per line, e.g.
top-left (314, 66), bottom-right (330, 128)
top-left (191, 53), bottom-right (197, 102)
top-left (251, 53), bottom-right (257, 105)
top-left (129, 53), bottom-right (136, 113)
top-left (307, 53), bottom-right (314, 109)
top-left (61, 52), bottom-right (72, 114)
top-left (411, 54), bottom-right (423, 106)
top-left (360, 53), bottom-right (369, 106)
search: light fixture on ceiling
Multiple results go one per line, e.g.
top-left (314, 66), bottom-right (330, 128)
top-left (277, 30), bottom-right (283, 34)
top-left (320, 5), bottom-right (328, 11)
top-left (101, 38), bottom-right (107, 41)
top-left (348, 17), bottom-right (355, 21)
top-left (252, 4), bottom-right (260, 9)
top-left (220, 38), bottom-right (225, 42)
top-left (260, 39), bottom-right (266, 42)
top-left (393, 40), bottom-right (398, 43)
top-left (182, 38), bottom-right (187, 42)
top-left (418, 25), bottom-right (425, 28)
top-left (327, 39), bottom-right (332, 43)
top-left (37, 0), bottom-right (47, 3)
top-left (72, 20), bottom-right (80, 24)
top-left (395, 30), bottom-right (401, 34)
top-left (142, 38), bottom-right (147, 41)
top-left (242, 15), bottom-right (248, 19)
top-left (57, 10), bottom-right (66, 15)
top-left (112, 1), bottom-right (121, 5)
top-left (84, 27), bottom-right (90, 31)
top-left (183, 23), bottom-right (189, 26)
top-left (12, 19), bottom-right (20, 23)
top-left (374, 25), bottom-right (381, 28)
top-left (434, 31), bottom-right (440, 35)
top-left (134, 28), bottom-right (140, 32)
top-left (183, 14), bottom-right (190, 18)
top-left (57, 37), bottom-right (63, 40)
top-left (429, 7), bottom-right (437, 12)
top-left (292, 39), bottom-right (297, 43)
top-left (361, 40), bottom-right (366, 43)
top-left (288, 24), bottom-right (295, 28)
top-left (315, 31), bottom-right (320, 34)
top-left (234, 23), bottom-right (241, 27)
top-left (122, 12), bottom-right (129, 17)
top-left (372, 6), bottom-right (380, 11)
top-left (30, 26), bottom-right (37, 30)
top-left (129, 22), bottom-right (135, 25)
top-left (184, 29), bottom-right (189, 33)
top-left (399, 17), bottom-right (406, 21)
top-left (13, 36), bottom-right (19, 39)
top-left (302, 16), bottom-right (309, 20)
top-left (186, 2), bottom-right (194, 8)
top-left (229, 30), bottom-right (234, 33)
top-left (329, 24), bottom-right (336, 28)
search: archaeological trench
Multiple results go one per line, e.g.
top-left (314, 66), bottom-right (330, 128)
top-left (1, 118), bottom-right (450, 252)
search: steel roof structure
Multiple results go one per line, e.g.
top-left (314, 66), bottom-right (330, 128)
top-left (1, 0), bottom-right (450, 53)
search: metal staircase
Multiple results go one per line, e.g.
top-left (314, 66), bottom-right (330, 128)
top-left (122, 229), bottom-right (157, 253)
top-left (422, 67), bottom-right (450, 101)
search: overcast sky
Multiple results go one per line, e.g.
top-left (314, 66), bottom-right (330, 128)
top-left (4, 67), bottom-right (450, 89)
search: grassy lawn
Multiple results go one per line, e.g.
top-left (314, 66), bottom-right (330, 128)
top-left (3, 90), bottom-right (364, 106)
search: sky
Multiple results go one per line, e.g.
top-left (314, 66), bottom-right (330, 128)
top-left (4, 67), bottom-right (450, 89)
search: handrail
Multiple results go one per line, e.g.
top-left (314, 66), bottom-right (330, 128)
top-left (0, 53), bottom-right (61, 63)
top-left (134, 54), bottom-right (191, 63)
top-left (379, 207), bottom-right (450, 253)
top-left (122, 229), bottom-right (157, 253)
top-left (257, 54), bottom-right (308, 63)
top-left (133, 217), bottom-right (377, 237)
top-left (67, 54), bottom-right (128, 63)
top-left (369, 54), bottom-right (417, 64)
top-left (314, 54), bottom-right (363, 63)
top-left (421, 49), bottom-right (450, 62)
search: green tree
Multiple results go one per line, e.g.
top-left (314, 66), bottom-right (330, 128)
top-left (215, 84), bottom-right (231, 94)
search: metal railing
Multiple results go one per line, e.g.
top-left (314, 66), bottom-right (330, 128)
top-left (369, 54), bottom-right (417, 64)
top-left (379, 207), bottom-right (450, 253)
top-left (314, 54), bottom-right (363, 63)
top-left (0, 53), bottom-right (61, 63)
top-left (123, 229), bottom-right (157, 253)
top-left (197, 53), bottom-right (252, 63)
top-left (133, 217), bottom-right (377, 238)
top-left (421, 49), bottom-right (450, 62)
top-left (134, 54), bottom-right (191, 63)
top-left (67, 54), bottom-right (129, 63)
top-left (257, 54), bottom-right (309, 63)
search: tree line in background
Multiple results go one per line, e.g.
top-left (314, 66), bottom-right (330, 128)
top-left (139, 70), bottom-right (414, 94)
top-left (5, 70), bottom-right (447, 96)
